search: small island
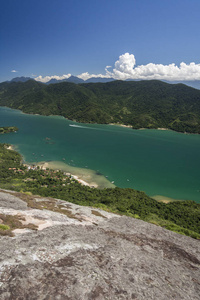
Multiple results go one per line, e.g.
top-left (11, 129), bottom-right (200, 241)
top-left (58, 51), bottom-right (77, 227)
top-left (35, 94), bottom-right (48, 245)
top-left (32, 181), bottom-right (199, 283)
top-left (0, 126), bottom-right (18, 134)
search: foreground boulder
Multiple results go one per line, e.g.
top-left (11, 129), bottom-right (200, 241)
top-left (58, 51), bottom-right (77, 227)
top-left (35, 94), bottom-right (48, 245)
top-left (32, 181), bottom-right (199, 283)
top-left (0, 190), bottom-right (199, 300)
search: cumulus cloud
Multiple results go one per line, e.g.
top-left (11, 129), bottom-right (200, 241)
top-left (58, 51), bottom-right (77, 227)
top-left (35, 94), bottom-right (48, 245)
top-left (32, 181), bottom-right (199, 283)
top-left (11, 70), bottom-right (18, 73)
top-left (77, 66), bottom-right (114, 81)
top-left (34, 53), bottom-right (200, 83)
top-left (34, 74), bottom-right (71, 83)
top-left (107, 53), bottom-right (200, 81)
top-left (77, 70), bottom-right (111, 81)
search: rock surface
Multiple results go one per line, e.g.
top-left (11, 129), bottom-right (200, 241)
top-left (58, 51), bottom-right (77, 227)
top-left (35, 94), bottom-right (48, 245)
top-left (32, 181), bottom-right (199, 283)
top-left (0, 189), bottom-right (199, 300)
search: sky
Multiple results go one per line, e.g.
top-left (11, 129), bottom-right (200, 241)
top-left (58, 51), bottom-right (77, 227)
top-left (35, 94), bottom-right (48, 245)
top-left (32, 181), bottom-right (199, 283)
top-left (1, 0), bottom-right (200, 83)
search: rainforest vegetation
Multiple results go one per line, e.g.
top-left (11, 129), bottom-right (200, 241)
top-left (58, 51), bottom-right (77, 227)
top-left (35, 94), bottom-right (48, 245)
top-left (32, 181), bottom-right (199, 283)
top-left (0, 79), bottom-right (200, 133)
top-left (0, 143), bottom-right (200, 239)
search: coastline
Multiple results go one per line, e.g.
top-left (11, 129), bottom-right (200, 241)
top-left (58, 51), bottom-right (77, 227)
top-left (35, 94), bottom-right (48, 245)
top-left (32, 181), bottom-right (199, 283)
top-left (36, 161), bottom-right (115, 189)
top-left (109, 123), bottom-right (133, 129)
top-left (109, 123), bottom-right (193, 134)
top-left (1, 107), bottom-right (200, 202)
top-left (138, 127), bottom-right (169, 131)
top-left (1, 106), bottom-right (199, 135)
top-left (151, 195), bottom-right (186, 203)
top-left (6, 145), bottom-right (14, 151)
top-left (5, 145), bottom-right (197, 203)
top-left (37, 162), bottom-right (93, 188)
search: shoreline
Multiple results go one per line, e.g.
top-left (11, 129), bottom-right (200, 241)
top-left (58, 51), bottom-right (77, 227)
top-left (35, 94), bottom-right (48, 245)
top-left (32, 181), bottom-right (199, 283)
top-left (6, 145), bottom-right (14, 151)
top-left (108, 122), bottom-right (196, 135)
top-left (5, 146), bottom-right (196, 202)
top-left (35, 161), bottom-right (115, 189)
top-left (5, 145), bottom-right (196, 202)
top-left (1, 106), bottom-right (199, 135)
top-left (33, 161), bottom-right (195, 202)
top-left (151, 195), bottom-right (184, 203)
top-left (109, 123), bottom-right (133, 129)
top-left (37, 162), bottom-right (94, 188)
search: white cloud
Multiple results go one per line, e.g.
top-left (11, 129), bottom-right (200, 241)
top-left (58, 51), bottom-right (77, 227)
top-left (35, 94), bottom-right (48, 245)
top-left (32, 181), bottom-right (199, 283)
top-left (107, 53), bottom-right (200, 81)
top-left (11, 70), bottom-right (18, 73)
top-left (77, 66), bottom-right (114, 81)
top-left (34, 74), bottom-right (71, 83)
top-left (34, 53), bottom-right (200, 83)
top-left (77, 71), bottom-right (111, 81)
top-left (114, 53), bottom-right (136, 77)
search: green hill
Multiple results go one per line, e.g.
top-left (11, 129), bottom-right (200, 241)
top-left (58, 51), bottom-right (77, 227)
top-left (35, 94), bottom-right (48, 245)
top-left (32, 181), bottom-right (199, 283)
top-left (0, 79), bottom-right (200, 133)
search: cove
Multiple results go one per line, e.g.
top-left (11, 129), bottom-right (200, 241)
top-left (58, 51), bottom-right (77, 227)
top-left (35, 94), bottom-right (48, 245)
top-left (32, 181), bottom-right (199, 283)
top-left (0, 106), bottom-right (200, 203)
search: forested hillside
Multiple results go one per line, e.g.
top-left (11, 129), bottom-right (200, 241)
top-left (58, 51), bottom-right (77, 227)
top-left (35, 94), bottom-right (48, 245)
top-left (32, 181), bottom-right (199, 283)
top-left (0, 79), bottom-right (200, 133)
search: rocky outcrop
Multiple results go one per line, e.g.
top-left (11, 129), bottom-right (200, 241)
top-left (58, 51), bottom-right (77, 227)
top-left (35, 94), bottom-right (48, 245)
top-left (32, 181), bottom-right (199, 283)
top-left (0, 189), bottom-right (199, 299)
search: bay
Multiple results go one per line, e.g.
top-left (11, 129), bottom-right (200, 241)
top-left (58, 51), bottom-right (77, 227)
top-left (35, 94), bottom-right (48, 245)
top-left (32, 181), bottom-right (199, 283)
top-left (0, 106), bottom-right (200, 203)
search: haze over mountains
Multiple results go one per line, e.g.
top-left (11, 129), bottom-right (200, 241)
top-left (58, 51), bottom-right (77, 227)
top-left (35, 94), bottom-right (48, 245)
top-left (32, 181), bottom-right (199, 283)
top-left (165, 80), bottom-right (200, 90)
top-left (8, 76), bottom-right (116, 85)
top-left (7, 76), bottom-right (200, 90)
top-left (10, 76), bottom-right (33, 83)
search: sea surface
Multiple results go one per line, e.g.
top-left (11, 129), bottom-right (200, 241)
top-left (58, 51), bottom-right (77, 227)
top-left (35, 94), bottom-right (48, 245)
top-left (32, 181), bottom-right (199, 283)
top-left (0, 107), bottom-right (200, 203)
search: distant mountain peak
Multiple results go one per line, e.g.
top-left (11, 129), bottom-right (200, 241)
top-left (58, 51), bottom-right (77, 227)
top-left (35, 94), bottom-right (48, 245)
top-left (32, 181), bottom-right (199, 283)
top-left (10, 76), bottom-right (33, 83)
top-left (47, 75), bottom-right (84, 85)
top-left (46, 76), bottom-right (115, 85)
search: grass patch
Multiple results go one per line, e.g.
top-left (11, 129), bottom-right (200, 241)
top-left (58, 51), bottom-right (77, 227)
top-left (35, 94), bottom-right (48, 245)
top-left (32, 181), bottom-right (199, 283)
top-left (0, 224), bottom-right (10, 230)
top-left (0, 213), bottom-right (38, 236)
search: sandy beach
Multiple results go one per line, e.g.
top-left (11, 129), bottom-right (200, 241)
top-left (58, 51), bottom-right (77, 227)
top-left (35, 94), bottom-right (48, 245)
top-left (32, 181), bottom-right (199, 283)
top-left (152, 195), bottom-right (184, 203)
top-left (109, 123), bottom-right (133, 128)
top-left (6, 145), bottom-right (15, 151)
top-left (36, 161), bottom-right (115, 189)
top-left (38, 162), bottom-right (93, 187)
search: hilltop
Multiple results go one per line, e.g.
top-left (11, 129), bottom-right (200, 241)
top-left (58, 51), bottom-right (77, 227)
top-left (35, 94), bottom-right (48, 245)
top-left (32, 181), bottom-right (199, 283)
top-left (0, 189), bottom-right (200, 299)
top-left (0, 80), bottom-right (200, 133)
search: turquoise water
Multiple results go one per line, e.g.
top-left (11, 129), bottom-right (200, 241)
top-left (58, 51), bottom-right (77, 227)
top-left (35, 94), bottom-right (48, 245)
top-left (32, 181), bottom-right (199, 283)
top-left (0, 107), bottom-right (200, 202)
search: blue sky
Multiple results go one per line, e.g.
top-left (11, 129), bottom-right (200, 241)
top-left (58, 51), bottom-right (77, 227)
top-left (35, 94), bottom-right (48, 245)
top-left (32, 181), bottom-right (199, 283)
top-left (1, 0), bottom-right (200, 82)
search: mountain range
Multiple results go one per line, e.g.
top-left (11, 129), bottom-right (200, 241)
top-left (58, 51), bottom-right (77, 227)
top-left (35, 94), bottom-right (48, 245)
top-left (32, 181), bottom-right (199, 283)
top-left (0, 79), bottom-right (200, 133)
top-left (9, 76), bottom-right (116, 85)
top-left (6, 76), bottom-right (200, 90)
